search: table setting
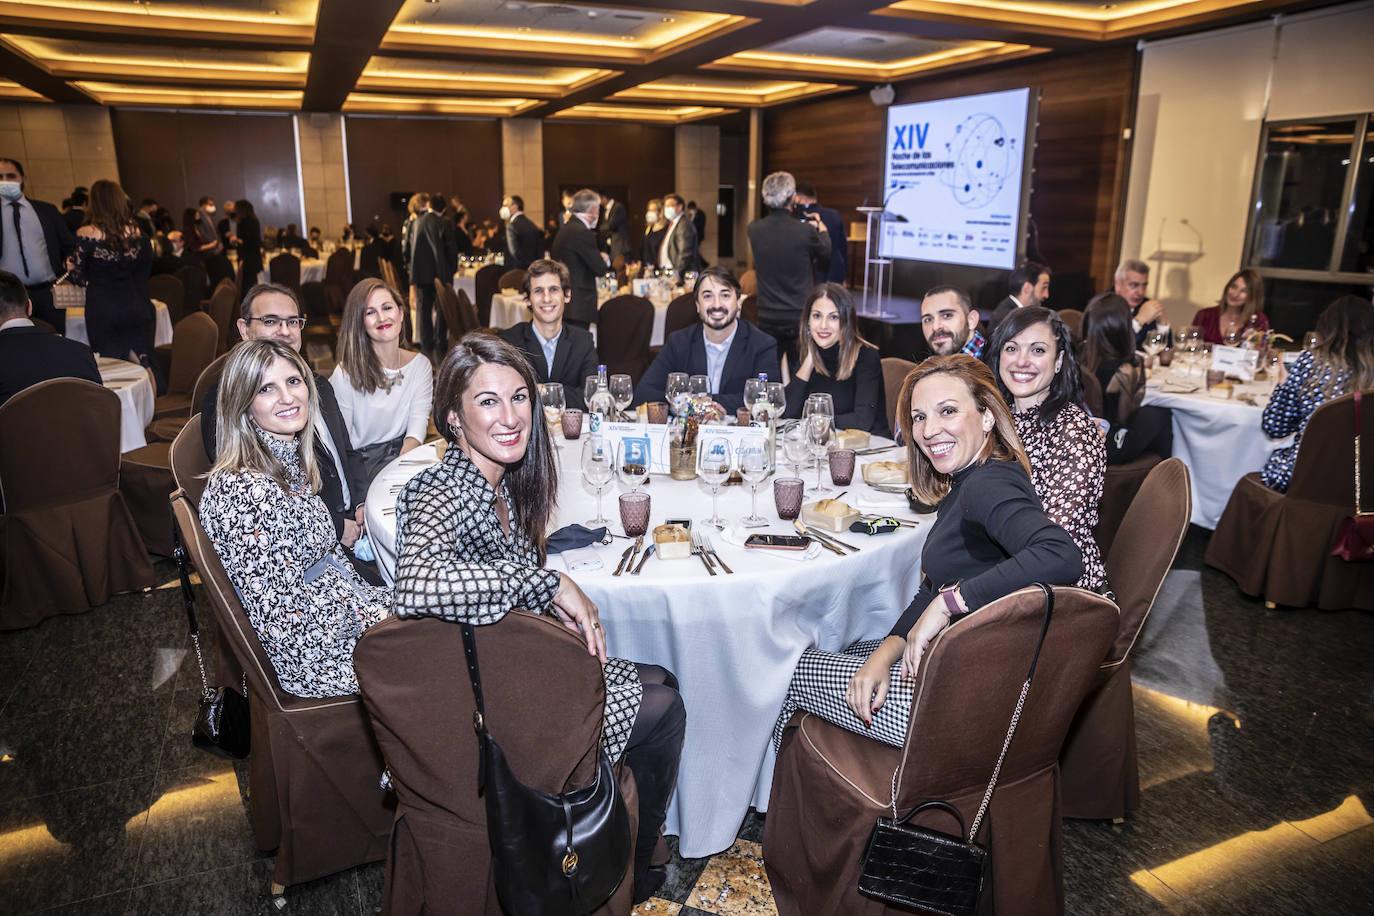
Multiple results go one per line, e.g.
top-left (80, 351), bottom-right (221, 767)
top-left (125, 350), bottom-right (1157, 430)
top-left (486, 280), bottom-right (674, 348)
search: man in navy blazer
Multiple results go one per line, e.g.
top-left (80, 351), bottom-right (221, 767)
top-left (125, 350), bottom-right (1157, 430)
top-left (498, 259), bottom-right (599, 412)
top-left (0, 158), bottom-right (77, 333)
top-left (0, 270), bottom-right (99, 406)
top-left (633, 266), bottom-right (779, 413)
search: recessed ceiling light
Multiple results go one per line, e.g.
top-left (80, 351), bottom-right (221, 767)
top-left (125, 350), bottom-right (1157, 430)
top-left (662, 16), bottom-right (674, 22)
top-left (587, 10), bottom-right (599, 17)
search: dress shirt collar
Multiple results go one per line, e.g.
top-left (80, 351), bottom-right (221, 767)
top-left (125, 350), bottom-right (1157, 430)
top-left (1, 316), bottom-right (34, 331)
top-left (702, 325), bottom-right (738, 394)
top-left (534, 323), bottom-right (561, 368)
top-left (1010, 294), bottom-right (1024, 309)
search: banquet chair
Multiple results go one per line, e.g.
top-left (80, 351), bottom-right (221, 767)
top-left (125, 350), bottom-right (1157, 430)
top-left (299, 281), bottom-right (333, 324)
top-left (457, 287), bottom-right (482, 335)
top-left (597, 295), bottom-right (654, 386)
top-left (270, 252), bottom-right (302, 295)
top-left (741, 294), bottom-right (759, 328)
top-left (148, 352), bottom-right (229, 443)
top-left (1205, 391), bottom-right (1374, 610)
top-left (324, 247), bottom-right (355, 313)
top-left (149, 273), bottom-right (185, 324)
top-left (205, 254), bottom-right (235, 291)
top-left (144, 312), bottom-right (219, 439)
top-left (474, 263), bottom-right (503, 327)
top-left (1079, 366), bottom-right (1105, 419)
top-left (169, 489), bottom-right (393, 895)
top-left (880, 357), bottom-right (916, 435)
top-left (1061, 458), bottom-right (1191, 820)
top-left (207, 279), bottom-right (239, 356)
top-left (498, 267), bottom-right (526, 292)
top-left (353, 612), bottom-right (639, 916)
top-left (764, 585), bottom-right (1118, 916)
top-left (1095, 452), bottom-right (1163, 558)
top-left (740, 269), bottom-right (758, 297)
top-left (434, 280), bottom-right (470, 349)
top-left (1057, 308), bottom-right (1084, 343)
top-left (0, 379), bottom-right (153, 629)
top-left (175, 263), bottom-right (209, 311)
top-left (663, 292), bottom-right (698, 338)
top-left (378, 258), bottom-right (400, 293)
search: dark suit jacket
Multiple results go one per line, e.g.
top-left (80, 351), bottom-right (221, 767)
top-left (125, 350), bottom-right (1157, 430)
top-left (747, 208), bottom-right (829, 331)
top-left (989, 295), bottom-right (1021, 329)
top-left (0, 197), bottom-right (76, 279)
top-left (498, 321), bottom-right (599, 412)
top-left (0, 324), bottom-right (100, 405)
top-left (633, 320), bottom-right (780, 413)
top-left (657, 217), bottom-right (701, 274)
top-left (691, 208), bottom-right (707, 245)
top-left (599, 200), bottom-right (631, 262)
top-left (505, 213), bottom-right (543, 270)
top-left (201, 373), bottom-right (364, 539)
top-left (408, 211), bottom-right (456, 286)
top-left (152, 251), bottom-right (195, 277)
top-left (804, 204), bottom-right (847, 284)
top-left (550, 217), bottom-right (609, 326)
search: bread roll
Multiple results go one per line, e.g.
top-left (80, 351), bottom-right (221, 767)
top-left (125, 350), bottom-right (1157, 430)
top-left (653, 524), bottom-right (692, 559)
top-left (834, 429), bottom-right (871, 450)
top-left (864, 461), bottom-right (909, 485)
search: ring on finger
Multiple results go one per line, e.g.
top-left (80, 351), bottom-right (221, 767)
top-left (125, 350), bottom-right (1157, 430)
top-left (592, 622), bottom-right (601, 629)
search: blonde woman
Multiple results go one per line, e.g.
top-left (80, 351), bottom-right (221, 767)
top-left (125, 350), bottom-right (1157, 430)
top-left (329, 278), bottom-right (433, 486)
top-left (783, 282), bottom-right (889, 435)
top-left (199, 338), bottom-right (389, 698)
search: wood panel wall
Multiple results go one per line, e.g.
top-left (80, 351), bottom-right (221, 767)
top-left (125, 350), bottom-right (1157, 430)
top-left (764, 46), bottom-right (1138, 304)
top-left (344, 116), bottom-right (503, 228)
top-left (541, 122), bottom-right (676, 245)
top-left (111, 109), bottom-right (301, 231)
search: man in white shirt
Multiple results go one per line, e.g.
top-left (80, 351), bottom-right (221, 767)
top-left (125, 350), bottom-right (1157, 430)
top-left (497, 259), bottom-right (598, 410)
top-left (657, 193), bottom-right (701, 274)
top-left (0, 158), bottom-right (76, 332)
top-left (989, 261), bottom-right (1051, 328)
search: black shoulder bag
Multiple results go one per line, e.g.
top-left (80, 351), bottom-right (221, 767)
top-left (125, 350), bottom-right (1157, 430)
top-left (857, 583), bottom-right (1056, 916)
top-left (460, 622), bottom-right (631, 916)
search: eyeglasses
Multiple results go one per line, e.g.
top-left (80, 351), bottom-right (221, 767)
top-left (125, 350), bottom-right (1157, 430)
top-left (246, 316), bottom-right (307, 330)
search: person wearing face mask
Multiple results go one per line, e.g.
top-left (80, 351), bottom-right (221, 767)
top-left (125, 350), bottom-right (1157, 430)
top-left (500, 195), bottom-right (543, 271)
top-left (598, 190), bottom-right (631, 263)
top-left (0, 158), bottom-right (77, 333)
top-left (151, 230), bottom-right (192, 276)
top-left (656, 193), bottom-right (701, 275)
top-left (193, 196), bottom-right (223, 258)
top-left (640, 198), bottom-right (667, 267)
top-left (550, 188), bottom-right (611, 329)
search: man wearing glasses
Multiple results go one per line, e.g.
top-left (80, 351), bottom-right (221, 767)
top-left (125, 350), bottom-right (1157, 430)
top-left (199, 284), bottom-right (375, 576)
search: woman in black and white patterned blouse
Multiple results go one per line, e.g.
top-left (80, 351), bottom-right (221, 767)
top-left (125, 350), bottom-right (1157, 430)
top-left (199, 339), bottom-right (390, 698)
top-left (392, 333), bottom-right (684, 904)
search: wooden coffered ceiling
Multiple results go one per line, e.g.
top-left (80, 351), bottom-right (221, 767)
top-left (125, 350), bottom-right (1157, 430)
top-left (0, 0), bottom-right (1337, 122)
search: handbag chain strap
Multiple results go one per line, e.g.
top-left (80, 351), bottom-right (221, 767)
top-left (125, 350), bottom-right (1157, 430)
top-left (170, 498), bottom-right (246, 700)
top-left (1354, 391), bottom-right (1364, 515)
top-left (889, 583), bottom-right (1056, 845)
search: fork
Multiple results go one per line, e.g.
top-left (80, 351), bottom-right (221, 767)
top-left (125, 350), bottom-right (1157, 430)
top-left (690, 530), bottom-right (717, 575)
top-left (703, 532), bottom-right (733, 574)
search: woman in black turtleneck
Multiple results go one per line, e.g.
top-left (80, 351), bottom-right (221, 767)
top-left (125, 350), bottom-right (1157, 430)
top-left (772, 355), bottom-right (1083, 750)
top-left (782, 283), bottom-right (890, 436)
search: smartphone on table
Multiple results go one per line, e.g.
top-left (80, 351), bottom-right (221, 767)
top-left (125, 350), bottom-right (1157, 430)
top-left (744, 534), bottom-right (810, 550)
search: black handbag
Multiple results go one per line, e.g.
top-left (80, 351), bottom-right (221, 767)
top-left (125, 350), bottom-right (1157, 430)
top-left (460, 622), bottom-right (631, 916)
top-left (172, 509), bottom-right (251, 760)
top-left (858, 583), bottom-right (1056, 915)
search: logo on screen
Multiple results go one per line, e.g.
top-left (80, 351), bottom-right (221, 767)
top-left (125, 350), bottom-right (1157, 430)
top-left (893, 123), bottom-right (930, 151)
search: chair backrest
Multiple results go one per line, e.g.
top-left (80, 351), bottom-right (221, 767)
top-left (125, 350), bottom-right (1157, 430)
top-left (456, 286), bottom-right (481, 335)
top-left (1103, 458), bottom-right (1190, 665)
top-left (175, 263), bottom-right (209, 310)
top-left (207, 280), bottom-right (238, 356)
top-left (497, 268), bottom-right (526, 292)
top-left (167, 311), bottom-right (220, 396)
top-left (1286, 390), bottom-right (1374, 508)
top-left (663, 293), bottom-right (699, 338)
top-left (474, 263), bottom-right (503, 327)
top-left (740, 294), bottom-right (759, 328)
top-left (596, 295), bottom-right (654, 385)
top-left (170, 414), bottom-right (212, 506)
top-left (1057, 308), bottom-right (1084, 343)
top-left (435, 280), bottom-right (467, 346)
top-left (325, 247), bottom-right (355, 292)
top-left (190, 353), bottom-right (232, 424)
top-left (740, 269), bottom-right (758, 297)
top-left (270, 252), bottom-right (302, 292)
top-left (149, 273), bottom-right (186, 324)
top-left (1079, 366), bottom-right (1104, 419)
top-left (881, 357), bottom-right (916, 435)
top-left (0, 378), bottom-right (120, 512)
top-left (205, 254), bottom-right (235, 288)
top-left (299, 281), bottom-right (333, 321)
top-left (378, 258), bottom-right (399, 292)
top-left (896, 586), bottom-right (1118, 807)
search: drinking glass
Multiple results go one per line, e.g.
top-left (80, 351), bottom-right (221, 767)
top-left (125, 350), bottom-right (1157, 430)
top-left (782, 423), bottom-right (811, 479)
top-left (666, 372), bottom-right (690, 415)
top-left (803, 393), bottom-right (835, 494)
top-left (696, 435), bottom-right (732, 528)
top-left (581, 436), bottom-right (614, 527)
top-left (689, 375), bottom-right (710, 399)
top-left (538, 383), bottom-right (565, 451)
top-left (561, 408), bottom-right (583, 440)
top-left (584, 375), bottom-right (599, 411)
top-left (618, 492), bottom-right (651, 538)
top-left (739, 435), bottom-right (773, 528)
top-left (1143, 330), bottom-right (1168, 363)
top-left (773, 477), bottom-right (805, 521)
top-left (765, 382), bottom-right (786, 422)
top-left (616, 439), bottom-right (648, 492)
top-left (743, 377), bottom-right (767, 415)
top-left (609, 374), bottom-right (633, 421)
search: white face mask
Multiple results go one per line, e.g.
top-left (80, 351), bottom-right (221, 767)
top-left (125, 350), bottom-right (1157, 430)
top-left (663, 206), bottom-right (677, 221)
top-left (498, 206), bottom-right (511, 221)
top-left (646, 211), bottom-right (658, 223)
top-left (204, 205), bottom-right (216, 215)
top-left (0, 181), bottom-right (21, 201)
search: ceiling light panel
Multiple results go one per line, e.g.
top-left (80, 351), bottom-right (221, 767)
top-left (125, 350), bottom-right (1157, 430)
top-left (73, 81), bottom-right (303, 108)
top-left (343, 93), bottom-right (541, 117)
top-left (613, 75), bottom-right (846, 106)
top-left (1, 35), bottom-right (310, 85)
top-left (878, 0), bottom-right (1254, 37)
top-left (358, 56), bottom-right (615, 97)
top-left (0, 78), bottom-right (44, 100)
top-left (0, 0), bottom-right (318, 41)
top-left (549, 102), bottom-right (733, 124)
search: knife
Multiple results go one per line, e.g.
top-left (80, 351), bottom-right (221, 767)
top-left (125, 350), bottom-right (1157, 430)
top-left (855, 445), bottom-right (900, 455)
top-left (612, 541), bottom-right (636, 576)
top-left (792, 520), bottom-right (845, 555)
top-left (631, 543), bottom-right (656, 575)
top-left (793, 518), bottom-right (858, 553)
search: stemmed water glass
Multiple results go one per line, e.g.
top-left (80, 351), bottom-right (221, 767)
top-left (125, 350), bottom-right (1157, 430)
top-left (609, 374), bottom-right (633, 421)
top-left (1143, 330), bottom-right (1168, 366)
top-left (581, 436), bottom-right (614, 527)
top-left (666, 372), bottom-right (690, 415)
top-left (738, 435), bottom-right (773, 527)
top-left (616, 439), bottom-right (648, 492)
top-left (765, 382), bottom-right (786, 422)
top-left (743, 377), bottom-right (767, 420)
top-left (688, 375), bottom-right (710, 407)
top-left (584, 375), bottom-right (599, 411)
top-left (697, 435), bottom-right (732, 528)
top-left (538, 383), bottom-right (565, 452)
top-left (782, 423), bottom-right (810, 479)
top-left (803, 394), bottom-right (835, 494)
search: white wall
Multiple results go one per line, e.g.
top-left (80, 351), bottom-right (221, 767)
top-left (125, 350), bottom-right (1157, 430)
top-left (1121, 1), bottom-right (1374, 328)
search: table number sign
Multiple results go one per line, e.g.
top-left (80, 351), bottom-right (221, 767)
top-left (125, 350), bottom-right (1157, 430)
top-left (1210, 345), bottom-right (1259, 381)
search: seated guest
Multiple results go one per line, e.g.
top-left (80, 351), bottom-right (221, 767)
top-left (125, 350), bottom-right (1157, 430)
top-left (989, 260), bottom-right (1051, 328)
top-left (1081, 292), bottom-right (1173, 465)
top-left (393, 334), bottom-right (685, 903)
top-left (150, 230), bottom-right (192, 276)
top-left (1261, 295), bottom-right (1374, 492)
top-left (199, 338), bottom-right (389, 697)
top-left (633, 266), bottom-right (780, 413)
top-left (280, 222), bottom-right (317, 258)
top-left (987, 306), bottom-right (1107, 592)
top-left (1192, 268), bottom-right (1269, 345)
top-left (330, 278), bottom-right (433, 486)
top-left (202, 283), bottom-right (368, 552)
top-left (921, 285), bottom-right (984, 359)
top-left (1114, 258), bottom-right (1169, 348)
top-left (773, 355), bottom-right (1083, 748)
top-left (0, 270), bottom-right (100, 405)
top-left (783, 283), bottom-right (890, 436)
top-left (497, 259), bottom-right (598, 412)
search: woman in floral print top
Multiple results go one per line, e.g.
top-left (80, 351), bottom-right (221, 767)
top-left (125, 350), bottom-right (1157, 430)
top-left (199, 339), bottom-right (390, 698)
top-left (988, 306), bottom-right (1109, 591)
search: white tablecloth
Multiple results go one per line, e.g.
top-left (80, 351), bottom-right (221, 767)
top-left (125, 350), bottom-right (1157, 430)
top-left (66, 300), bottom-right (173, 350)
top-left (487, 289), bottom-right (671, 349)
top-left (366, 435), bottom-right (926, 856)
top-left (97, 356), bottom-right (154, 453)
top-left (1144, 368), bottom-right (1290, 529)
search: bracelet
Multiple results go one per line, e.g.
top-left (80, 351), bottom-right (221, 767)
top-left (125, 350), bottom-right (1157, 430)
top-left (939, 586), bottom-right (961, 619)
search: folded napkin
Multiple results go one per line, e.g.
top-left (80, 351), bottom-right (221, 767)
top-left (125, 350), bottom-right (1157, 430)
top-left (546, 524), bottom-right (608, 555)
top-left (558, 547), bottom-right (604, 572)
top-left (854, 488), bottom-right (910, 511)
top-left (719, 525), bottom-right (822, 562)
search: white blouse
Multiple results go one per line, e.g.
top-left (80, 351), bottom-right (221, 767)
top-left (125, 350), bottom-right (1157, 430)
top-left (330, 353), bottom-right (433, 449)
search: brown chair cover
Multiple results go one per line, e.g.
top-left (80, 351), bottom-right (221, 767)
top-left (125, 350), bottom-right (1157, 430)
top-left (740, 294), bottom-right (759, 328)
top-left (324, 248), bottom-right (356, 313)
top-left (1057, 308), bottom-right (1084, 343)
top-left (379, 258), bottom-right (400, 294)
top-left (498, 268), bottom-right (526, 292)
top-left (150, 273), bottom-right (186, 324)
top-left (1061, 458), bottom-right (1191, 819)
top-left (299, 281), bottom-right (333, 322)
top-left (663, 293), bottom-right (698, 339)
top-left (152, 311), bottom-right (219, 421)
top-left (740, 269), bottom-right (758, 297)
top-left (597, 295), bottom-right (654, 386)
top-left (270, 252), bottom-right (302, 295)
top-left (170, 490), bottom-right (393, 888)
top-left (1094, 452), bottom-right (1162, 558)
top-left (205, 253), bottom-right (235, 290)
top-left (353, 613), bottom-right (638, 916)
top-left (880, 357), bottom-right (915, 436)
top-left (457, 287), bottom-right (481, 335)
top-left (119, 441), bottom-right (176, 557)
top-left (474, 263), bottom-right (503, 328)
top-left (0, 379), bottom-right (153, 629)
top-left (764, 586), bottom-right (1119, 916)
top-left (1205, 390), bottom-right (1374, 610)
top-left (176, 263), bottom-right (209, 311)
top-left (434, 280), bottom-right (468, 350)
top-left (148, 352), bottom-right (231, 443)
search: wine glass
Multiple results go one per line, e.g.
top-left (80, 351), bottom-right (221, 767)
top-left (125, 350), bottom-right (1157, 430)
top-left (609, 374), bottom-right (633, 422)
top-left (697, 435), bottom-right (732, 528)
top-left (616, 438), bottom-right (649, 492)
top-left (765, 382), bottom-right (786, 423)
top-left (782, 423), bottom-right (810, 479)
top-left (1143, 329), bottom-right (1168, 363)
top-left (666, 372), bottom-right (690, 415)
top-left (689, 375), bottom-right (710, 402)
top-left (581, 436), bottom-right (614, 527)
top-left (538, 383), bottom-right (565, 452)
top-left (738, 435), bottom-right (773, 527)
top-left (743, 377), bottom-right (766, 419)
top-left (803, 393), bottom-right (835, 494)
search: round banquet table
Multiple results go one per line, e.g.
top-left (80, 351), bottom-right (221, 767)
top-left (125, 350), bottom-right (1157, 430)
top-left (1143, 366), bottom-right (1291, 529)
top-left (487, 288), bottom-right (672, 349)
top-left (66, 299), bottom-right (173, 349)
top-left (96, 356), bottom-right (155, 452)
top-left (366, 433), bottom-right (928, 856)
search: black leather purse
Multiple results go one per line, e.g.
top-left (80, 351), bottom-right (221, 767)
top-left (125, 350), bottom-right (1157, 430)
top-left (460, 622), bottom-right (631, 916)
top-left (858, 584), bottom-right (1056, 915)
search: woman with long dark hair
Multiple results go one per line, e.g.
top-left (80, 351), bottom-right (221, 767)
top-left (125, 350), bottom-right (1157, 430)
top-left (1080, 292), bottom-right (1172, 465)
top-left (72, 179), bottom-right (156, 381)
top-left (234, 199), bottom-right (263, 284)
top-left (783, 282), bottom-right (889, 435)
top-left (1192, 268), bottom-right (1269, 345)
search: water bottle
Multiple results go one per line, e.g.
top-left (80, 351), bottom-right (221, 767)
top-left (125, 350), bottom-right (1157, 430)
top-left (588, 364), bottom-right (615, 433)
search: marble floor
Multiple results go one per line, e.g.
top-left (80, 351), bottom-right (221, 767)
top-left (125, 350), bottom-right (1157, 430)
top-left (0, 527), bottom-right (1371, 914)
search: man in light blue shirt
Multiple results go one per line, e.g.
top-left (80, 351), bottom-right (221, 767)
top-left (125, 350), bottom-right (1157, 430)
top-left (497, 258), bottom-right (599, 411)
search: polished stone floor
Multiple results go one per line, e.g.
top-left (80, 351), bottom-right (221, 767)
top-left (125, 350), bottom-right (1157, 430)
top-left (0, 526), bottom-right (1370, 914)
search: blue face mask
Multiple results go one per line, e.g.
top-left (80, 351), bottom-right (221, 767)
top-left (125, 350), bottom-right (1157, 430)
top-left (0, 181), bottom-right (21, 201)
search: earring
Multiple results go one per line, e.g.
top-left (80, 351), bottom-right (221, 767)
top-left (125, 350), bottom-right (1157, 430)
top-left (449, 421), bottom-right (462, 438)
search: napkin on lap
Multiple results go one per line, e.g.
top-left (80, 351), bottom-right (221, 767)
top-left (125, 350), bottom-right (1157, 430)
top-left (718, 525), bottom-right (822, 562)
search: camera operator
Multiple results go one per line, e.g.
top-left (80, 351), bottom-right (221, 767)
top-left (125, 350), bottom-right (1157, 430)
top-left (747, 171), bottom-right (829, 370)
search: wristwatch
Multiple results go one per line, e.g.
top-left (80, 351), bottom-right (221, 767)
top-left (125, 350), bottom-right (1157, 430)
top-left (939, 585), bottom-right (962, 618)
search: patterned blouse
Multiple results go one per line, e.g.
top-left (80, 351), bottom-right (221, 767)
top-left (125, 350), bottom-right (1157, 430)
top-left (1013, 402), bottom-right (1109, 592)
top-left (392, 445), bottom-right (642, 762)
top-left (1261, 349), bottom-right (1351, 492)
top-left (199, 429), bottom-right (391, 698)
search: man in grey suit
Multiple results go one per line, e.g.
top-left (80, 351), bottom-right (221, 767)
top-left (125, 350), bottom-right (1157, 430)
top-left (0, 158), bottom-right (77, 333)
top-left (598, 191), bottom-right (631, 263)
top-left (550, 188), bottom-right (610, 330)
top-left (497, 259), bottom-right (599, 411)
top-left (407, 192), bottom-right (457, 357)
top-left (654, 193), bottom-right (701, 274)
